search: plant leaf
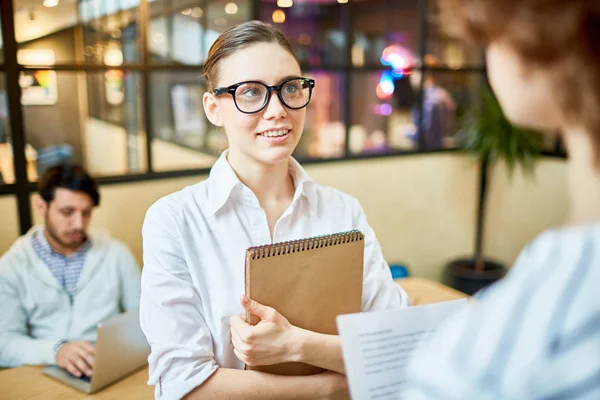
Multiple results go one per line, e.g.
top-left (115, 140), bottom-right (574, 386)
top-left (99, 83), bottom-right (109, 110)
top-left (454, 83), bottom-right (544, 178)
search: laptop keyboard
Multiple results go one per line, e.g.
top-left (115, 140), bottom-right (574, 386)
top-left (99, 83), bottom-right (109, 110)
top-left (78, 374), bottom-right (92, 383)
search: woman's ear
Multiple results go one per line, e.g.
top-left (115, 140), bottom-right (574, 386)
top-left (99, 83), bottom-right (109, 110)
top-left (203, 92), bottom-right (223, 127)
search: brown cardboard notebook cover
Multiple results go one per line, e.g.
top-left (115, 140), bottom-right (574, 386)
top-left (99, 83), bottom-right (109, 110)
top-left (244, 230), bottom-right (364, 376)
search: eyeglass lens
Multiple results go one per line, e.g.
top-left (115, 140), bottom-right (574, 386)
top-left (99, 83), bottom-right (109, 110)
top-left (234, 79), bottom-right (311, 113)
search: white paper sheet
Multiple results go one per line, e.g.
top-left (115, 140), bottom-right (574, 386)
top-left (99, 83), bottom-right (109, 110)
top-left (337, 299), bottom-right (467, 400)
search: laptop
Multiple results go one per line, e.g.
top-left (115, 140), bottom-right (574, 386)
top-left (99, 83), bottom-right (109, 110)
top-left (43, 309), bottom-right (150, 394)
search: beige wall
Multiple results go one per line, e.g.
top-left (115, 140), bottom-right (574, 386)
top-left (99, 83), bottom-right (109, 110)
top-left (34, 154), bottom-right (479, 281)
top-left (10, 154), bottom-right (569, 282)
top-left (0, 196), bottom-right (20, 255)
top-left (484, 158), bottom-right (568, 266)
top-left (305, 155), bottom-right (479, 280)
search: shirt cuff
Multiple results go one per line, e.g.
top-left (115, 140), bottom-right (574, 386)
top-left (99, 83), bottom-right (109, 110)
top-left (52, 340), bottom-right (68, 358)
top-left (155, 363), bottom-right (219, 400)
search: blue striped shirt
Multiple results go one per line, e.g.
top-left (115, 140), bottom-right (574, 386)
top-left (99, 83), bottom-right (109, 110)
top-left (31, 230), bottom-right (91, 296)
top-left (406, 222), bottom-right (600, 399)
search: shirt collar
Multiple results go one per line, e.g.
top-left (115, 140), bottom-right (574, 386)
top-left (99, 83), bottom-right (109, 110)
top-left (33, 227), bottom-right (92, 257)
top-left (288, 157), bottom-right (318, 213)
top-left (206, 150), bottom-right (318, 216)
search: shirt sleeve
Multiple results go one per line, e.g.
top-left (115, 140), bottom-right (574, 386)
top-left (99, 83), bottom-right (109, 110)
top-left (403, 236), bottom-right (544, 399)
top-left (0, 261), bottom-right (57, 367)
top-left (140, 201), bottom-right (218, 400)
top-left (351, 197), bottom-right (410, 311)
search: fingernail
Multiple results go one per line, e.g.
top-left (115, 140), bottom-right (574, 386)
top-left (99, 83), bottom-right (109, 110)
top-left (241, 295), bottom-right (249, 304)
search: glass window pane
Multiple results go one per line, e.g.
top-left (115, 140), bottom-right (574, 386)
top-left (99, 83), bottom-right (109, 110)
top-left (149, 0), bottom-right (205, 65)
top-left (349, 70), bottom-right (415, 154)
top-left (260, 1), bottom-right (346, 67)
top-left (349, 70), bottom-right (483, 153)
top-left (150, 71), bottom-right (220, 172)
top-left (351, 0), bottom-right (419, 67)
top-left (20, 70), bottom-right (145, 181)
top-left (426, 2), bottom-right (484, 68)
top-left (13, 0), bottom-right (140, 65)
top-left (0, 11), bottom-right (4, 64)
top-left (295, 70), bottom-right (345, 159)
top-left (0, 73), bottom-right (12, 184)
top-left (205, 0), bottom-right (251, 51)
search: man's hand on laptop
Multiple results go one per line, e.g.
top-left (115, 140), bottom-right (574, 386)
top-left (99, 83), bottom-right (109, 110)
top-left (55, 341), bottom-right (96, 378)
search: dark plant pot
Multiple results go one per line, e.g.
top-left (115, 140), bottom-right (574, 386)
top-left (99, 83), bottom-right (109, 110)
top-left (443, 258), bottom-right (507, 296)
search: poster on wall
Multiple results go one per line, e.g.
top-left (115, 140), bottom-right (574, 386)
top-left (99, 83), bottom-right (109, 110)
top-left (19, 70), bottom-right (58, 105)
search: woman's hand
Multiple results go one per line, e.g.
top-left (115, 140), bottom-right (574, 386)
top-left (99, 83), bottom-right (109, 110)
top-left (229, 295), bottom-right (301, 367)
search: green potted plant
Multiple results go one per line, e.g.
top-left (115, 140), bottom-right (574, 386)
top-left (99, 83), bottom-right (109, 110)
top-left (444, 83), bottom-right (544, 295)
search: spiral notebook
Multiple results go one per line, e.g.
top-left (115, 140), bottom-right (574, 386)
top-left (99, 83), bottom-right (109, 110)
top-left (244, 230), bottom-right (365, 376)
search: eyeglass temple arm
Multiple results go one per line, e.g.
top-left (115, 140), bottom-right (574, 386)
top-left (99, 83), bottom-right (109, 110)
top-left (213, 87), bottom-right (235, 95)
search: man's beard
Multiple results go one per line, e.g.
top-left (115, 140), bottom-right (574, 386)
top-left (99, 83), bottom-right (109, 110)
top-left (45, 215), bottom-right (86, 250)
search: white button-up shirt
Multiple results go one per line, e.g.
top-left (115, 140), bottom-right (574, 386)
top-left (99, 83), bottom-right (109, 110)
top-left (140, 152), bottom-right (409, 400)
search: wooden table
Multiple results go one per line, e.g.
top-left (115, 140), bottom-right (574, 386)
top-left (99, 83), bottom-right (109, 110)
top-left (0, 366), bottom-right (153, 399)
top-left (0, 279), bottom-right (465, 399)
top-left (396, 277), bottom-right (469, 305)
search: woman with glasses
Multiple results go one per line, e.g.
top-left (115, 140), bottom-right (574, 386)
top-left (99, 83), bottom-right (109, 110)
top-left (139, 21), bottom-right (408, 400)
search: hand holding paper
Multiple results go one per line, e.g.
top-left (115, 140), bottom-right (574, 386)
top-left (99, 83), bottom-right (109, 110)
top-left (337, 299), bottom-right (467, 400)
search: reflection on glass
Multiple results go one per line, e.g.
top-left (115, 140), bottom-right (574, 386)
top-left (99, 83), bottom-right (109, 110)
top-left (12, 0), bottom-right (139, 65)
top-left (426, 3), bottom-right (483, 68)
top-left (350, 71), bottom-right (481, 154)
top-left (351, 0), bottom-right (419, 67)
top-left (149, 0), bottom-right (205, 64)
top-left (0, 73), bottom-right (14, 184)
top-left (19, 70), bottom-right (145, 181)
top-left (260, 1), bottom-right (346, 67)
top-left (295, 71), bottom-right (345, 159)
top-left (150, 72), bottom-right (221, 172)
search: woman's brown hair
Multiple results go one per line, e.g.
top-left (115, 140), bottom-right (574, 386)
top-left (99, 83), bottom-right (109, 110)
top-left (203, 21), bottom-right (296, 91)
top-left (438, 0), bottom-right (600, 153)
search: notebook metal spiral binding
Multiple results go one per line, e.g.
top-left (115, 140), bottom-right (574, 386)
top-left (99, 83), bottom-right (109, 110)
top-left (247, 230), bottom-right (364, 260)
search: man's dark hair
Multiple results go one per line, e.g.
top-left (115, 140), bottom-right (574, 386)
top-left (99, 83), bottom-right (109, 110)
top-left (38, 164), bottom-right (100, 206)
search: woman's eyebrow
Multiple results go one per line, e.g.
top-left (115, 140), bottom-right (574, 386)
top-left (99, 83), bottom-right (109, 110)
top-left (277, 75), bottom-right (301, 83)
top-left (237, 75), bottom-right (302, 85)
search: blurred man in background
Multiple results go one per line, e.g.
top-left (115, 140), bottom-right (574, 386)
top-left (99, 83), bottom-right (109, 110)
top-left (0, 164), bottom-right (140, 378)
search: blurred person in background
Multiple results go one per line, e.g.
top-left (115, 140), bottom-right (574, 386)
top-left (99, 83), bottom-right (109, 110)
top-left (0, 165), bottom-right (140, 378)
top-left (408, 55), bottom-right (457, 150)
top-left (406, 0), bottom-right (600, 398)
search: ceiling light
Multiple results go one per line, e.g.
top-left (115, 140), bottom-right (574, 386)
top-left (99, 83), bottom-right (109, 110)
top-left (191, 7), bottom-right (203, 17)
top-left (277, 0), bottom-right (293, 7)
top-left (272, 9), bottom-right (286, 23)
top-left (225, 2), bottom-right (238, 14)
top-left (181, 8), bottom-right (192, 15)
top-left (337, 0), bottom-right (348, 3)
top-left (43, 0), bottom-right (59, 7)
top-left (298, 33), bottom-right (311, 46)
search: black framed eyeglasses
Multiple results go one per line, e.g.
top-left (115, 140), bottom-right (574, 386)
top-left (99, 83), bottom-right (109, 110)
top-left (212, 77), bottom-right (315, 114)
